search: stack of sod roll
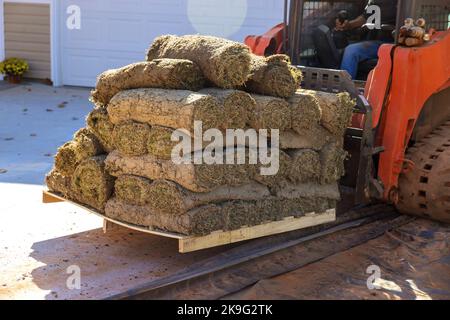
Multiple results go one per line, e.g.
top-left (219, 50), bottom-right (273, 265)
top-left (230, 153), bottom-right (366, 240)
top-left (46, 35), bottom-right (353, 236)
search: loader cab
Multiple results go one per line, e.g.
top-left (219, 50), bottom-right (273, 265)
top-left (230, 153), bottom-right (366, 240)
top-left (245, 0), bottom-right (448, 81)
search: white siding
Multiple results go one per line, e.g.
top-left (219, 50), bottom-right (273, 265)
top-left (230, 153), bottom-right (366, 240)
top-left (4, 3), bottom-right (51, 79)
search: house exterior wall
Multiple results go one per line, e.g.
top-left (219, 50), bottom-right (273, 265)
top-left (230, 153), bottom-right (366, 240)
top-left (1, 0), bottom-right (283, 86)
top-left (4, 2), bottom-right (51, 79)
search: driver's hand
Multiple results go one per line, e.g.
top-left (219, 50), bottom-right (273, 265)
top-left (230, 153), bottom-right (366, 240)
top-left (335, 19), bottom-right (349, 31)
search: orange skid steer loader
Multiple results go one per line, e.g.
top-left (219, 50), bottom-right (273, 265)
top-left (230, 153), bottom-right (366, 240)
top-left (245, 0), bottom-right (450, 222)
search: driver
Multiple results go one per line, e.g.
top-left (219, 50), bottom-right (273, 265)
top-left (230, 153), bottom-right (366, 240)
top-left (338, 0), bottom-right (397, 79)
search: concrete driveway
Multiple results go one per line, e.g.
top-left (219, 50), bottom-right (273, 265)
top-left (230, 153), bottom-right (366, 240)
top-left (0, 81), bottom-right (91, 184)
top-left (0, 81), bottom-right (223, 300)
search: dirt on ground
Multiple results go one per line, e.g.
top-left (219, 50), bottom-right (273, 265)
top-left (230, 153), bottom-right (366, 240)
top-left (225, 218), bottom-right (450, 300)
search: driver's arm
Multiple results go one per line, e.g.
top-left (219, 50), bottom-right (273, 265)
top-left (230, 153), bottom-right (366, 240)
top-left (345, 15), bottom-right (366, 29)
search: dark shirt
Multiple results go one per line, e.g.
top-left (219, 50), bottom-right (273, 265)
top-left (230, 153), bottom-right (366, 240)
top-left (363, 0), bottom-right (398, 26)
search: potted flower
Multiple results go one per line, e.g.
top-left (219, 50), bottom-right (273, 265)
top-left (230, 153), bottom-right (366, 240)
top-left (0, 58), bottom-right (29, 84)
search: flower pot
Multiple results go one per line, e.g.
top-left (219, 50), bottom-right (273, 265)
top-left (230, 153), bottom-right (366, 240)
top-left (7, 74), bottom-right (23, 84)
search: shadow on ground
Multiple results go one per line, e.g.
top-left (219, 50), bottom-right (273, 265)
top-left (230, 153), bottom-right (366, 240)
top-left (29, 224), bottom-right (224, 300)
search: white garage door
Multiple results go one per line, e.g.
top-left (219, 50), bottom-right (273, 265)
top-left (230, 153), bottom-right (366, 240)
top-left (60, 0), bottom-right (283, 87)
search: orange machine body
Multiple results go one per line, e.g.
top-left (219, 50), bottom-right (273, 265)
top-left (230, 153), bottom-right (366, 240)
top-left (245, 23), bottom-right (286, 56)
top-left (365, 30), bottom-right (450, 202)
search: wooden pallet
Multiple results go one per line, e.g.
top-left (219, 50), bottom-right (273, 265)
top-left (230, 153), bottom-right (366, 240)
top-left (43, 190), bottom-right (336, 253)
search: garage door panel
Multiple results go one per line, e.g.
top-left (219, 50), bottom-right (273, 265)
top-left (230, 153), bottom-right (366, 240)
top-left (107, 0), bottom-right (183, 14)
top-left (105, 54), bottom-right (145, 69)
top-left (62, 49), bottom-right (143, 86)
top-left (107, 18), bottom-right (143, 44)
top-left (62, 53), bottom-right (105, 86)
top-left (60, 0), bottom-right (284, 86)
top-left (62, 17), bottom-right (103, 45)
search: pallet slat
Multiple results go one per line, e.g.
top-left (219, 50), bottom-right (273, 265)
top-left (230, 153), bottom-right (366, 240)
top-left (42, 190), bottom-right (336, 253)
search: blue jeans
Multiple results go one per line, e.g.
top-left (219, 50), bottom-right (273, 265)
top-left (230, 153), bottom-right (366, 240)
top-left (340, 41), bottom-right (382, 79)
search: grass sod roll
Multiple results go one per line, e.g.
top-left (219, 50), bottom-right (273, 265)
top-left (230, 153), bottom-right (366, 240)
top-left (320, 142), bottom-right (348, 184)
top-left (46, 169), bottom-right (73, 198)
top-left (287, 149), bottom-right (322, 183)
top-left (248, 94), bottom-right (291, 131)
top-left (147, 125), bottom-right (180, 160)
top-left (91, 59), bottom-right (205, 106)
top-left (71, 155), bottom-right (115, 212)
top-left (252, 149), bottom-right (291, 188)
top-left (114, 175), bottom-right (153, 206)
top-left (112, 121), bottom-right (151, 157)
top-left (279, 125), bottom-right (341, 150)
top-left (148, 126), bottom-right (261, 160)
top-left (54, 128), bottom-right (103, 175)
top-left (107, 88), bottom-right (224, 132)
top-left (105, 196), bottom-right (336, 236)
top-left (115, 177), bottom-right (269, 215)
top-left (146, 35), bottom-right (252, 88)
top-left (299, 89), bottom-right (354, 136)
top-left (106, 147), bottom-right (296, 192)
top-left (245, 54), bottom-right (302, 98)
top-left (288, 90), bottom-right (322, 133)
top-left (199, 88), bottom-right (254, 129)
top-left (86, 107), bottom-right (115, 152)
top-left (105, 150), bottom-right (225, 193)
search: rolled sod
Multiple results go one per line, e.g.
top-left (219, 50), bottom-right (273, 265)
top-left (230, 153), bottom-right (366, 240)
top-left (54, 128), bottom-right (103, 175)
top-left (115, 177), bottom-right (271, 215)
top-left (71, 155), bottom-right (115, 212)
top-left (114, 175), bottom-right (153, 206)
top-left (320, 142), bottom-right (348, 184)
top-left (278, 126), bottom-right (340, 150)
top-left (288, 90), bottom-right (322, 133)
top-left (199, 88), bottom-right (254, 129)
top-left (86, 107), bottom-right (115, 152)
top-left (46, 169), bottom-right (73, 198)
top-left (107, 88), bottom-right (224, 132)
top-left (91, 59), bottom-right (205, 106)
top-left (147, 125), bottom-right (179, 160)
top-left (105, 196), bottom-right (336, 235)
top-left (245, 54), bottom-right (302, 98)
top-left (252, 149), bottom-right (291, 188)
top-left (146, 34), bottom-right (252, 88)
top-left (112, 121), bottom-right (151, 157)
top-left (299, 89), bottom-right (354, 135)
top-left (248, 94), bottom-right (291, 131)
top-left (274, 181), bottom-right (340, 200)
top-left (287, 149), bottom-right (321, 183)
top-left (148, 126), bottom-right (260, 160)
top-left (106, 148), bottom-right (295, 192)
top-left (105, 150), bottom-right (225, 193)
